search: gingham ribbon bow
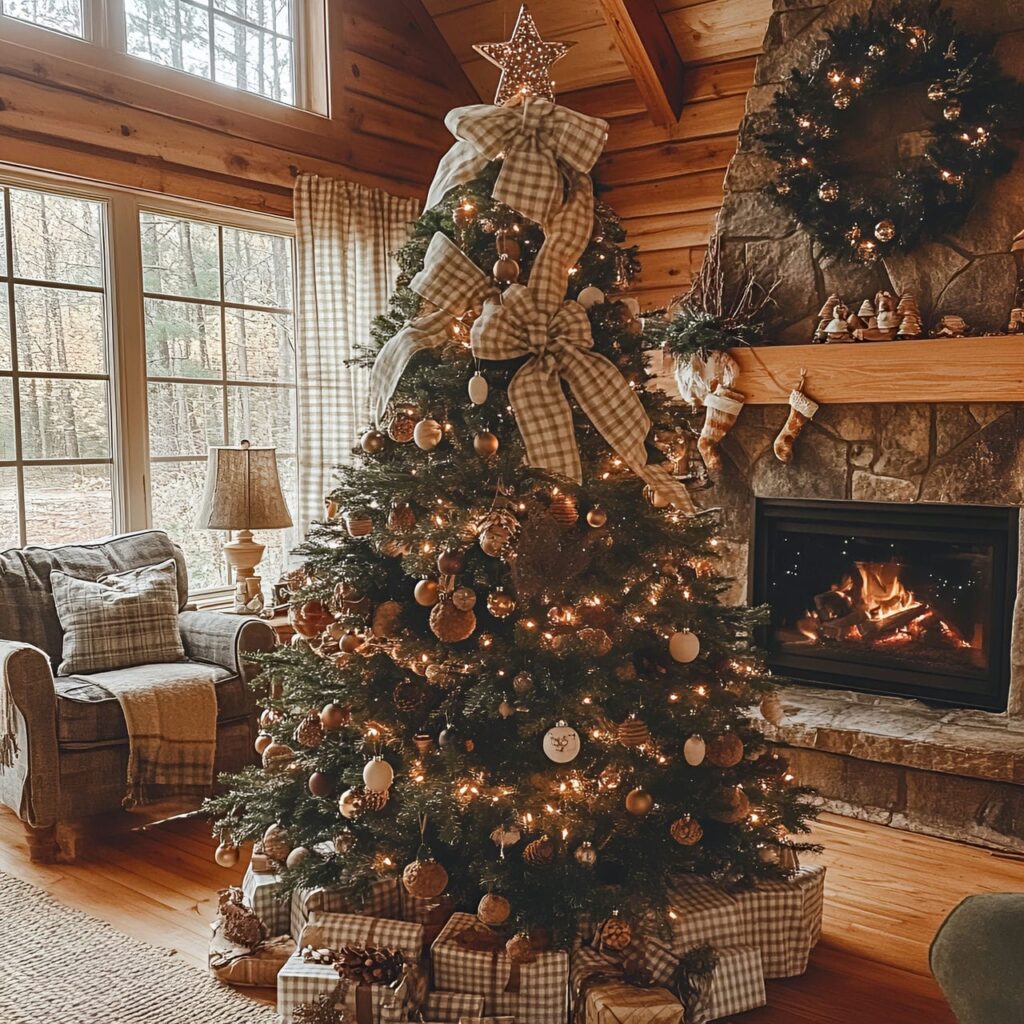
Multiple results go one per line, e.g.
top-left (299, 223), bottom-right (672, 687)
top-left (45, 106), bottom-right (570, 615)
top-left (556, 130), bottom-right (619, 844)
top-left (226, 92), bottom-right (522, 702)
top-left (426, 99), bottom-right (609, 225)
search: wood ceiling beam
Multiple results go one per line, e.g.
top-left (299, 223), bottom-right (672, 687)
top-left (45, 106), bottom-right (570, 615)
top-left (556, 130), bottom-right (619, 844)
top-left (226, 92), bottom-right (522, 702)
top-left (596, 0), bottom-right (686, 127)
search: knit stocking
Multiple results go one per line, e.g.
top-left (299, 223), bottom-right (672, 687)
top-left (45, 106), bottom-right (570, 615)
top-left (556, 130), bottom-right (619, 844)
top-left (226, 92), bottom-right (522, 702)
top-left (697, 385), bottom-right (745, 474)
top-left (774, 388), bottom-right (819, 463)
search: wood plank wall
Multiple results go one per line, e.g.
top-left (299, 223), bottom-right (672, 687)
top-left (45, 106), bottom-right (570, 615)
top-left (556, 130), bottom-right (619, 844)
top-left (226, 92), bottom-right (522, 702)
top-left (0, 0), bottom-right (476, 216)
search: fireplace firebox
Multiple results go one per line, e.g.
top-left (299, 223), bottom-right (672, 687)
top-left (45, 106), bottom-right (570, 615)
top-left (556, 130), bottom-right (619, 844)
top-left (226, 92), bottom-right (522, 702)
top-left (751, 498), bottom-right (1019, 711)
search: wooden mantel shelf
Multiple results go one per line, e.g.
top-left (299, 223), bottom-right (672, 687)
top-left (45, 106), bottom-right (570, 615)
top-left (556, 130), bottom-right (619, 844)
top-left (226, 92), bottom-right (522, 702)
top-left (650, 334), bottom-right (1024, 405)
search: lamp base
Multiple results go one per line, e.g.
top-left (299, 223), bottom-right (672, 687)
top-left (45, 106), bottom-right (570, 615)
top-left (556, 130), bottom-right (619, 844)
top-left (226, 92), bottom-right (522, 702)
top-left (233, 576), bottom-right (265, 615)
top-left (224, 530), bottom-right (266, 615)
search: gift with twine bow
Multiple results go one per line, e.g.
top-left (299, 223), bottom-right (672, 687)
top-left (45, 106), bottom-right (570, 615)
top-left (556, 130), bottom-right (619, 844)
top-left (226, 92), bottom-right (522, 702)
top-left (426, 98), bottom-right (609, 226)
top-left (369, 176), bottom-right (693, 513)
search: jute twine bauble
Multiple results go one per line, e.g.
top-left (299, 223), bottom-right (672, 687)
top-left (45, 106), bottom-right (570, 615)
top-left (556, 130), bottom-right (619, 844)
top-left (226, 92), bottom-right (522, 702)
top-left (430, 598), bottom-right (476, 642)
top-left (670, 816), bottom-right (703, 846)
top-left (523, 835), bottom-right (555, 868)
top-left (505, 931), bottom-right (535, 964)
top-left (617, 715), bottom-right (651, 747)
top-left (295, 711), bottom-right (324, 749)
top-left (344, 510), bottom-right (373, 538)
top-left (402, 856), bottom-right (449, 898)
top-left (706, 732), bottom-right (744, 768)
top-left (599, 916), bottom-right (632, 951)
top-left (262, 823), bottom-right (291, 862)
top-left (708, 785), bottom-right (751, 824)
top-left (477, 892), bottom-right (511, 926)
top-left (372, 600), bottom-right (404, 638)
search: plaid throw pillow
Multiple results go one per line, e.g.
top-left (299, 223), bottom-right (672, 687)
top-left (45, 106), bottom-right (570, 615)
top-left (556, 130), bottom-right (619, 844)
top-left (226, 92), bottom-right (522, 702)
top-left (51, 558), bottom-right (185, 675)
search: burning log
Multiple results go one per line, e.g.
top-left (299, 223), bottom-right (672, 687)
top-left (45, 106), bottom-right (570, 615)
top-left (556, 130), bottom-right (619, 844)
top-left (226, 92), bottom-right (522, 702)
top-left (858, 603), bottom-right (928, 638)
top-left (813, 589), bottom-right (852, 620)
top-left (819, 608), bottom-right (868, 639)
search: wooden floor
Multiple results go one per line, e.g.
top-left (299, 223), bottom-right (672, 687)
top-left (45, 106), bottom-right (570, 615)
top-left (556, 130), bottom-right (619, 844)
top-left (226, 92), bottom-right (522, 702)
top-left (1, 808), bottom-right (1022, 1022)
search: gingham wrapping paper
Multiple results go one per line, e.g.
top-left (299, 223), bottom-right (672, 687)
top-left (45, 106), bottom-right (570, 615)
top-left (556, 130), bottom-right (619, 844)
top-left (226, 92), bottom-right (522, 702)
top-left (425, 99), bottom-right (609, 225)
top-left (570, 941), bottom-right (676, 994)
top-left (698, 946), bottom-right (766, 1023)
top-left (276, 956), bottom-right (408, 1024)
top-left (432, 913), bottom-right (569, 1023)
top-left (664, 877), bottom-right (746, 955)
top-left (243, 863), bottom-right (291, 937)
top-left (421, 990), bottom-right (486, 1021)
top-left (583, 981), bottom-right (682, 1024)
top-left (732, 865), bottom-right (826, 978)
top-left (290, 879), bottom-right (403, 939)
top-left (300, 913), bottom-right (425, 961)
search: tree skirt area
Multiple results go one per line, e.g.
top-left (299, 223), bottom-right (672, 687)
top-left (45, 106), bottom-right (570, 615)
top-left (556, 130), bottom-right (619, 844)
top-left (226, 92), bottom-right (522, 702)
top-left (0, 869), bottom-right (278, 1024)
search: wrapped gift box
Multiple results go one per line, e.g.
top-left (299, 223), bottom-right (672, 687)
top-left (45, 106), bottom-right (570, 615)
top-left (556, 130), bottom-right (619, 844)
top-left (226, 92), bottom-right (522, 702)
top-left (290, 878), bottom-right (403, 939)
top-left (663, 876), bottom-right (746, 957)
top-left (301, 913), bottom-right (426, 962)
top-left (732, 865), bottom-right (826, 978)
top-left (242, 862), bottom-right (290, 937)
top-left (400, 887), bottom-right (456, 944)
top-left (421, 990), bottom-right (486, 1021)
top-left (209, 930), bottom-right (295, 988)
top-left (432, 912), bottom-right (569, 1024)
top-left (276, 955), bottom-right (411, 1024)
top-left (698, 945), bottom-right (766, 1022)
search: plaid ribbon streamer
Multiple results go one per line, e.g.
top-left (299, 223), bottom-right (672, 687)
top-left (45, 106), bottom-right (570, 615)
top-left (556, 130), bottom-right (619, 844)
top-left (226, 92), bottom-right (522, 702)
top-left (426, 99), bottom-right (609, 225)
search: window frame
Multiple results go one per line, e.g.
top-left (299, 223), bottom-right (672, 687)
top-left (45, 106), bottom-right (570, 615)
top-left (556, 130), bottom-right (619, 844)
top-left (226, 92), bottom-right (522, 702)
top-left (0, 165), bottom-right (300, 601)
top-left (0, 0), bottom-right (328, 116)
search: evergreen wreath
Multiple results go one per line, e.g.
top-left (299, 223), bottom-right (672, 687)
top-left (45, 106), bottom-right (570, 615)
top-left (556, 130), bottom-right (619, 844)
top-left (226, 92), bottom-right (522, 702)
top-left (759, 0), bottom-right (1018, 262)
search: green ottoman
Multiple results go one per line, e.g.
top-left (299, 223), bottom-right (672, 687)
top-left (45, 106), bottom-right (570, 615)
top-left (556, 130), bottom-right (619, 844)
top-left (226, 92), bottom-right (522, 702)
top-left (930, 894), bottom-right (1024, 1023)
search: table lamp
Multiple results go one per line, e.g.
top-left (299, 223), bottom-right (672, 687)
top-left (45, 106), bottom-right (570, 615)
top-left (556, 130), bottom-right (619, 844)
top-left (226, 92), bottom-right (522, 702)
top-left (196, 440), bottom-right (293, 613)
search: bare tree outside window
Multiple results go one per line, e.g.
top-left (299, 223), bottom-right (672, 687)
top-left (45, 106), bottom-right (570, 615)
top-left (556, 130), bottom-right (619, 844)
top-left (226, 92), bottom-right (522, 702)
top-left (125, 0), bottom-right (295, 104)
top-left (141, 212), bottom-right (297, 591)
top-left (0, 186), bottom-right (114, 551)
top-left (0, 0), bottom-right (84, 36)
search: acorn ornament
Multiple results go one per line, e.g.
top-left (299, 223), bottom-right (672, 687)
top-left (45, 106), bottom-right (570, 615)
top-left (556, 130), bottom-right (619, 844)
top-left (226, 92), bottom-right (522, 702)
top-left (683, 735), bottom-right (706, 766)
top-left (542, 721), bottom-right (580, 764)
top-left (414, 418), bottom-right (443, 450)
top-left (468, 372), bottom-right (489, 405)
top-left (670, 816), bottom-right (703, 846)
top-left (669, 630), bottom-right (700, 663)
top-left (478, 892), bottom-right (511, 927)
top-left (706, 731), bottom-right (744, 768)
top-left (214, 838), bottom-right (240, 868)
top-left (362, 756), bottom-right (394, 793)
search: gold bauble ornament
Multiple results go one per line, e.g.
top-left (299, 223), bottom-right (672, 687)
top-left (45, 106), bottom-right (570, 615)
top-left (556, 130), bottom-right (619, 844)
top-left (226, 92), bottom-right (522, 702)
top-left (705, 732), bottom-right (744, 768)
top-left (429, 599), bottom-right (477, 642)
top-left (414, 418), bottom-right (443, 450)
top-left (487, 589), bottom-right (516, 618)
top-left (402, 857), bottom-right (449, 898)
top-left (360, 429), bottom-right (386, 453)
top-left (254, 732), bottom-right (273, 756)
top-left (625, 787), bottom-right (653, 816)
top-left (549, 493), bottom-right (579, 526)
top-left (479, 524), bottom-right (512, 556)
top-left (308, 770), bottom-right (332, 797)
top-left (262, 741), bottom-right (296, 772)
top-left (617, 715), bottom-right (651, 747)
top-left (214, 840), bottom-right (239, 868)
top-left (599, 916), bottom-right (632, 951)
top-left (338, 787), bottom-right (364, 820)
top-left (262, 823), bottom-right (292, 862)
top-left (478, 892), bottom-right (511, 926)
top-left (414, 579), bottom-right (440, 607)
top-left (709, 785), bottom-right (751, 824)
top-left (669, 630), bottom-right (700, 663)
top-left (372, 600), bottom-right (404, 638)
top-left (388, 413), bottom-right (416, 443)
top-left (474, 431), bottom-right (499, 457)
top-left (295, 711), bottom-right (324, 749)
top-left (452, 586), bottom-right (477, 611)
top-left (320, 702), bottom-right (348, 730)
top-left (586, 506), bottom-right (607, 528)
top-left (437, 548), bottom-right (465, 574)
top-left (505, 931), bottom-right (535, 964)
top-left (493, 254), bottom-right (520, 283)
top-left (574, 841), bottom-right (597, 867)
top-left (670, 816), bottom-right (703, 846)
top-left (523, 835), bottom-right (555, 868)
top-left (874, 219), bottom-right (896, 242)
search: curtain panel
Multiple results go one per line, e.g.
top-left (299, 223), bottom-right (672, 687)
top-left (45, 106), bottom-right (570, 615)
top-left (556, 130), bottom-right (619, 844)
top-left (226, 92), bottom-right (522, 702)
top-left (293, 175), bottom-right (419, 533)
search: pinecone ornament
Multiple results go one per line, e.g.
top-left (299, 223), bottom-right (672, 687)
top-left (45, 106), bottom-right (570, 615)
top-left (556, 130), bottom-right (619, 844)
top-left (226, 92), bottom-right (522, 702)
top-left (670, 816), bottom-right (704, 846)
top-left (295, 711), bottom-right (324, 749)
top-left (335, 945), bottom-right (406, 986)
top-left (217, 887), bottom-right (267, 950)
top-left (523, 835), bottom-right (556, 868)
top-left (598, 916), bottom-right (632, 951)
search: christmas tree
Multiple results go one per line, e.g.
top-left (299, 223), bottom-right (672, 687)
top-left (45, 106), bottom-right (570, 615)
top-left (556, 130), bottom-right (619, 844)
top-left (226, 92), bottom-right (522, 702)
top-left (207, 7), bottom-right (817, 948)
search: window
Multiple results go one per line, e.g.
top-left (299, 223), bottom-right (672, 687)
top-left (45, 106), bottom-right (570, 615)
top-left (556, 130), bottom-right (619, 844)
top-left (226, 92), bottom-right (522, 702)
top-left (125, 0), bottom-right (295, 105)
top-left (0, 185), bottom-right (115, 551)
top-left (0, 0), bottom-right (84, 36)
top-left (140, 211), bottom-right (297, 590)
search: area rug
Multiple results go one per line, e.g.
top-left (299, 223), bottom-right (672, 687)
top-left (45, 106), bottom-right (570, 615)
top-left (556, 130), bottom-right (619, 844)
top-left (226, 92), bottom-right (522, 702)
top-left (0, 869), bottom-right (279, 1023)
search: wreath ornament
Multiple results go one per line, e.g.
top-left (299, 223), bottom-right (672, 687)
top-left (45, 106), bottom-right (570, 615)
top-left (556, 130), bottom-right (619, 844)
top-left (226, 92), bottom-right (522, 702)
top-left (760, 1), bottom-right (1018, 262)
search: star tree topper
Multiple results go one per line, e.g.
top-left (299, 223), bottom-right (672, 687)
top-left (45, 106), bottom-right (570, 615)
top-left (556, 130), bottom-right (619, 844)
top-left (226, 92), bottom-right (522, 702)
top-left (473, 5), bottom-right (575, 106)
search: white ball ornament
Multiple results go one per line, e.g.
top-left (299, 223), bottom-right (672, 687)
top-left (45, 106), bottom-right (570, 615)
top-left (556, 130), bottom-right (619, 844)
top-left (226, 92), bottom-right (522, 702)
top-left (362, 756), bottom-right (394, 793)
top-left (542, 720), bottom-right (581, 764)
top-left (286, 846), bottom-right (310, 870)
top-left (683, 735), bottom-right (706, 766)
top-left (413, 418), bottom-right (443, 450)
top-left (468, 372), bottom-right (489, 405)
top-left (669, 630), bottom-right (701, 663)
top-left (577, 285), bottom-right (606, 310)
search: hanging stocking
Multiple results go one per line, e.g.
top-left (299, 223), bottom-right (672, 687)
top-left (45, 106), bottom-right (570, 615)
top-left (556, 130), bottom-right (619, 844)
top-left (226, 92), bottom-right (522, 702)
top-left (774, 378), bottom-right (818, 463)
top-left (697, 384), bottom-right (745, 474)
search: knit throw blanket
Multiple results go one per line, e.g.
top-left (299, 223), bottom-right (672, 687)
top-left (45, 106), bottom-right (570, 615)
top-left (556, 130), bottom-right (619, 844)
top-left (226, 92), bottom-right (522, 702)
top-left (97, 662), bottom-right (220, 806)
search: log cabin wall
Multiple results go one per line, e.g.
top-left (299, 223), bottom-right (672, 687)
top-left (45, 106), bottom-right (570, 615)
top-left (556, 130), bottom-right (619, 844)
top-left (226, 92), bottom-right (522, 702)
top-left (0, 0), bottom-right (476, 215)
top-left (423, 0), bottom-right (773, 310)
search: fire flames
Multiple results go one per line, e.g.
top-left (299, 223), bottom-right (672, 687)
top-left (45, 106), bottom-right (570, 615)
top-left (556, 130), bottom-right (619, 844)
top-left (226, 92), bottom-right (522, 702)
top-left (795, 561), bottom-right (973, 650)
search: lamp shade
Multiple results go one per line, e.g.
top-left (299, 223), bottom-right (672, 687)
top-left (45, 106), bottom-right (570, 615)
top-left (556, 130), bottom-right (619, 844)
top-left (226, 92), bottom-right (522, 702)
top-left (196, 442), bottom-right (293, 531)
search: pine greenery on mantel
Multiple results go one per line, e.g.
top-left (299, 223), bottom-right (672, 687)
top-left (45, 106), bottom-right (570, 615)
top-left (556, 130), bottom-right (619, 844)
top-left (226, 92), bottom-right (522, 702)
top-left (760, 0), bottom-right (1019, 262)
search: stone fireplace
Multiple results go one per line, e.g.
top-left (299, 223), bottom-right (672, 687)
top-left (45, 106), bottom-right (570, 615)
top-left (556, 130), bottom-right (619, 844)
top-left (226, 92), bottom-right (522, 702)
top-left (675, 0), bottom-right (1024, 850)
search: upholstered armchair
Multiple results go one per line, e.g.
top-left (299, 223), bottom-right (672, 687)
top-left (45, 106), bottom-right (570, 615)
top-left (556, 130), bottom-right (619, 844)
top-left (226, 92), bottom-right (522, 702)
top-left (0, 530), bottom-right (276, 862)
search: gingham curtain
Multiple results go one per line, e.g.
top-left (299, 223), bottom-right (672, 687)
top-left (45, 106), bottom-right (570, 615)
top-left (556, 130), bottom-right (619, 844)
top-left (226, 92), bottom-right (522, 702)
top-left (294, 176), bottom-right (419, 532)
